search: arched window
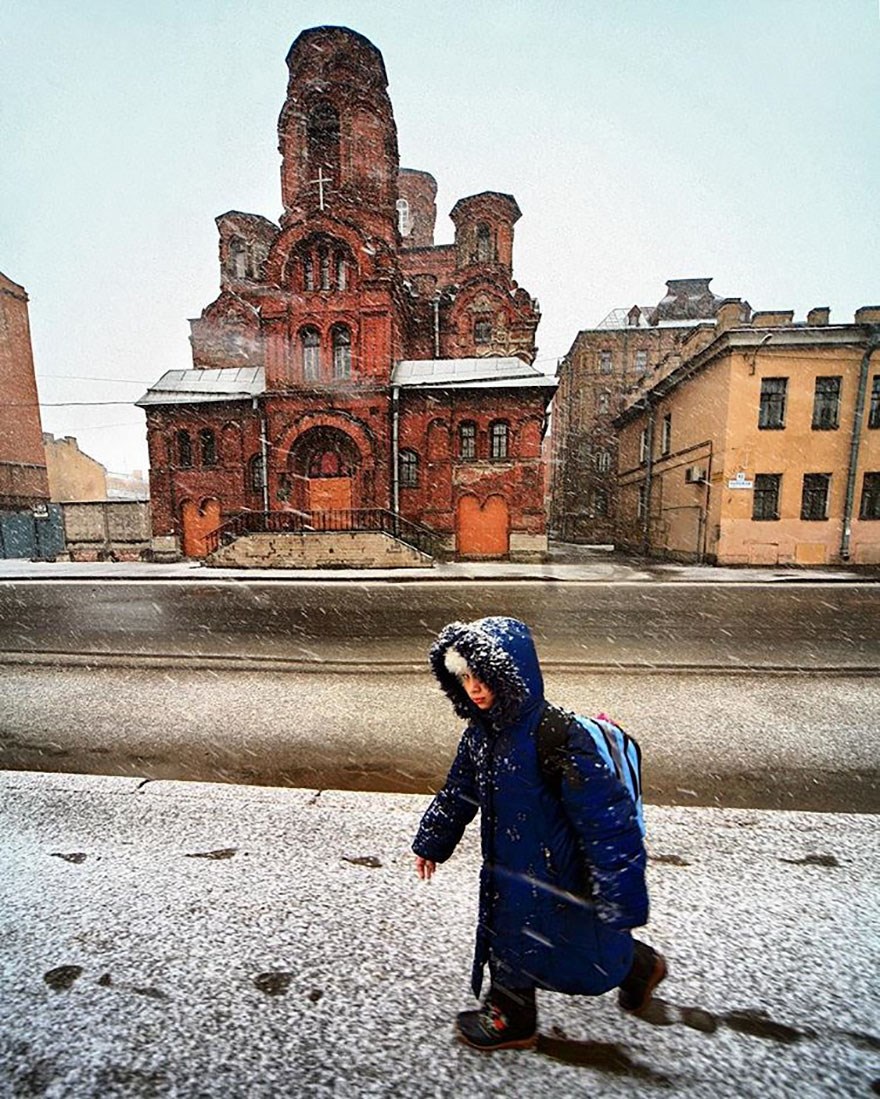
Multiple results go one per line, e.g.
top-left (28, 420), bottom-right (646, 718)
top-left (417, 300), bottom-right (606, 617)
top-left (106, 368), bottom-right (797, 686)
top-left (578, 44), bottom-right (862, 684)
top-left (458, 421), bottom-right (476, 461)
top-left (399, 449), bottom-right (419, 488)
top-left (336, 253), bottom-right (347, 291)
top-left (199, 428), bottom-right (217, 467)
top-left (396, 197), bottom-right (411, 236)
top-left (228, 236), bottom-right (247, 279)
top-left (307, 102), bottom-right (340, 180)
top-left (474, 318), bottom-right (492, 345)
top-left (301, 327), bottom-right (320, 381)
top-left (476, 223), bottom-right (492, 263)
top-left (319, 248), bottom-right (330, 291)
top-left (301, 251), bottom-right (315, 291)
top-left (490, 421), bottom-right (509, 460)
top-left (248, 454), bottom-right (265, 493)
top-left (332, 325), bottom-right (351, 379)
top-left (177, 430), bottom-right (192, 469)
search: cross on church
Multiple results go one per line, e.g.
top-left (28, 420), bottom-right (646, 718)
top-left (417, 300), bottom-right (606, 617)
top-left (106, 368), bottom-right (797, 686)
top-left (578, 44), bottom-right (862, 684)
top-left (309, 166), bottom-right (333, 211)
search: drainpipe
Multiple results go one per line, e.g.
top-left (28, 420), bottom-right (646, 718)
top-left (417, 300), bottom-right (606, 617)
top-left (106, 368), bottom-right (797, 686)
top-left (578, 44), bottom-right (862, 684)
top-left (391, 384), bottom-right (400, 521)
top-left (254, 398), bottom-right (269, 516)
top-left (432, 296), bottom-right (441, 358)
top-left (840, 331), bottom-right (879, 560)
top-left (641, 402), bottom-right (655, 555)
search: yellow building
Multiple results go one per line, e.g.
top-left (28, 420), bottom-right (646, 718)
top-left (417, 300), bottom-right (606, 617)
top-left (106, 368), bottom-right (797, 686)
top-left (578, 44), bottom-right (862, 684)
top-left (43, 433), bottom-right (108, 503)
top-left (615, 303), bottom-right (880, 566)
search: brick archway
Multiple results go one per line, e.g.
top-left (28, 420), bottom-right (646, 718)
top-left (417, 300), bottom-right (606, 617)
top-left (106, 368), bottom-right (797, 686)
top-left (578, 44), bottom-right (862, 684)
top-left (456, 493), bottom-right (509, 559)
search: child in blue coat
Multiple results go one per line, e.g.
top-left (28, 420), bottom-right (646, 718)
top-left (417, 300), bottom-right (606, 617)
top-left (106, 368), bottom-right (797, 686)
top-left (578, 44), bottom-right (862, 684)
top-left (412, 616), bottom-right (666, 1051)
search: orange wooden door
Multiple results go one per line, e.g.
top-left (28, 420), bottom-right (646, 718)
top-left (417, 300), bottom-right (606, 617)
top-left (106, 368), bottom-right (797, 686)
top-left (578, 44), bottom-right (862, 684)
top-left (456, 494), bottom-right (509, 558)
top-left (181, 498), bottom-right (221, 557)
top-left (308, 477), bottom-right (353, 528)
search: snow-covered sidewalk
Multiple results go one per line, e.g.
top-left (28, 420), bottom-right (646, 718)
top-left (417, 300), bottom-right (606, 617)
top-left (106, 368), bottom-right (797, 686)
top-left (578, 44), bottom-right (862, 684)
top-left (0, 770), bottom-right (876, 1097)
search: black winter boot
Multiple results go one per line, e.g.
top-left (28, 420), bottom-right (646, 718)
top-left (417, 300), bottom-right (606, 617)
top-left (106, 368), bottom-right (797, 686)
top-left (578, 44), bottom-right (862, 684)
top-left (456, 986), bottom-right (537, 1051)
top-left (618, 940), bottom-right (667, 1014)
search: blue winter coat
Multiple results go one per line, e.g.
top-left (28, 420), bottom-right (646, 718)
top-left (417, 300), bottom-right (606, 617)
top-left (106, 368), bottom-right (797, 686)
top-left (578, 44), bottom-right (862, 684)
top-left (412, 616), bottom-right (648, 997)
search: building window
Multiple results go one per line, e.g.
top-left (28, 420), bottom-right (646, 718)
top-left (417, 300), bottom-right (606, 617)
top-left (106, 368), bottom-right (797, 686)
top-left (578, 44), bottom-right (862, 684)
top-left (459, 421), bottom-right (476, 461)
top-left (399, 449), bottom-right (418, 488)
top-left (759, 377), bottom-right (787, 429)
top-left (597, 391), bottom-right (610, 414)
top-left (199, 428), bottom-right (217, 467)
top-left (302, 252), bottom-right (315, 291)
top-left (307, 101), bottom-right (340, 180)
top-left (396, 198), bottom-right (411, 236)
top-left (801, 473), bottom-right (830, 520)
top-left (336, 254), bottom-right (347, 291)
top-left (868, 376), bottom-right (880, 429)
top-left (812, 376), bottom-right (841, 430)
top-left (639, 427), bottom-right (649, 465)
top-left (474, 319), bottom-right (492, 345)
top-left (661, 413), bottom-right (672, 456)
top-left (301, 327), bottom-right (320, 381)
top-left (319, 248), bottom-right (331, 291)
top-left (229, 236), bottom-right (247, 279)
top-left (637, 483), bottom-right (648, 519)
top-left (177, 430), bottom-right (192, 469)
top-left (332, 325), bottom-right (351, 379)
top-left (596, 448), bottom-right (611, 473)
top-left (753, 473), bottom-right (781, 520)
top-left (859, 472), bottom-right (880, 519)
top-left (634, 349), bottom-right (648, 374)
top-left (490, 421), bottom-right (509, 460)
top-left (599, 350), bottom-right (613, 374)
top-left (476, 222), bottom-right (492, 263)
top-left (249, 454), bottom-right (265, 493)
top-left (593, 489), bottom-right (609, 517)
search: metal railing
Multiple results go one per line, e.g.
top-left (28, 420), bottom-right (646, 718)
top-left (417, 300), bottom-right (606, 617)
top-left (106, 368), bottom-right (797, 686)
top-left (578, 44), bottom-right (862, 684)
top-left (204, 508), bottom-right (440, 559)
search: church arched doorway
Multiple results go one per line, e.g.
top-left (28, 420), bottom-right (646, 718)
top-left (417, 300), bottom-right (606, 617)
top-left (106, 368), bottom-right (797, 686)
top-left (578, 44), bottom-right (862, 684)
top-left (456, 493), bottom-right (509, 559)
top-left (288, 426), bottom-right (361, 525)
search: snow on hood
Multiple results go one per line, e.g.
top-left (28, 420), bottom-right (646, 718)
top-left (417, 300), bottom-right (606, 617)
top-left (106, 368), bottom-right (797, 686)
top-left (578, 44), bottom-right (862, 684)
top-left (429, 616), bottom-right (544, 727)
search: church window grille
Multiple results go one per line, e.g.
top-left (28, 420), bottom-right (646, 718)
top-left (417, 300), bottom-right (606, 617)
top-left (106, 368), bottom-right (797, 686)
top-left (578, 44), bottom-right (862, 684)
top-left (307, 102), bottom-right (340, 178)
top-left (474, 319), bottom-right (492, 345)
top-left (399, 449), bottom-right (419, 487)
top-left (490, 421), bottom-right (509, 461)
top-left (459, 422), bottom-right (476, 461)
top-left (199, 428), bottom-right (217, 467)
top-left (332, 325), bottom-right (351, 379)
top-left (396, 198), bottom-right (411, 236)
top-left (177, 430), bottom-right (192, 469)
top-left (301, 327), bottom-right (320, 381)
top-left (248, 454), bottom-right (265, 493)
top-left (476, 223), bottom-right (492, 263)
top-left (302, 253), bottom-right (315, 291)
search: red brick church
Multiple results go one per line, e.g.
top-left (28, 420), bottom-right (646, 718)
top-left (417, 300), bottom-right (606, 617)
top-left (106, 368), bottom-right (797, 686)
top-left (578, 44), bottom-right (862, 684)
top-left (138, 26), bottom-right (555, 562)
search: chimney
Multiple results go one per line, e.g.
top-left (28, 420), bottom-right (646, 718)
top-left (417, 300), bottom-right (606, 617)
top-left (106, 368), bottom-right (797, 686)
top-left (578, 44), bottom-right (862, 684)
top-left (752, 310), bottom-right (794, 328)
top-left (716, 298), bottom-right (746, 332)
top-left (855, 305), bottom-right (880, 325)
top-left (807, 307), bottom-right (830, 326)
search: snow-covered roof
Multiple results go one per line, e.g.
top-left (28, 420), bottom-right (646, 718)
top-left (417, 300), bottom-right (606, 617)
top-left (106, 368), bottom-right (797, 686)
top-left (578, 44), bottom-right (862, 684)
top-left (136, 367), bottom-right (265, 407)
top-left (594, 308), bottom-right (717, 331)
top-left (392, 357), bottom-right (557, 389)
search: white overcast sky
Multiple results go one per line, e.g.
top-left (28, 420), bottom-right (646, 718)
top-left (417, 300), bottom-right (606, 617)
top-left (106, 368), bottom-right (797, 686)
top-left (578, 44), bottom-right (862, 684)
top-left (2, 0), bottom-right (878, 475)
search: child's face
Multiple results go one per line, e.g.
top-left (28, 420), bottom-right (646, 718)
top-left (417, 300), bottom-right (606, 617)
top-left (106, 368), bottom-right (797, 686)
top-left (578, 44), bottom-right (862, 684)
top-left (460, 670), bottom-right (495, 711)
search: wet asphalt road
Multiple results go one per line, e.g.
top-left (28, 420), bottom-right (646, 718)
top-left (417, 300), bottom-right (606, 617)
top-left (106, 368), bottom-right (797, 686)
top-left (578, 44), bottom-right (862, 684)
top-left (1, 580), bottom-right (878, 811)
top-left (1, 580), bottom-right (879, 669)
top-left (1, 663), bottom-right (877, 813)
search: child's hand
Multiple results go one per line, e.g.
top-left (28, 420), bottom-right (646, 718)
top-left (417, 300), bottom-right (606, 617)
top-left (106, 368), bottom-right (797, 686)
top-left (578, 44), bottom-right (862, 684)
top-left (415, 856), bottom-right (436, 880)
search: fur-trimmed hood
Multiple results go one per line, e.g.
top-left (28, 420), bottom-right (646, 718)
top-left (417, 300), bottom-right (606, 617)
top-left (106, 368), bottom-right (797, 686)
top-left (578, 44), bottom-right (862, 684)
top-left (429, 616), bottom-right (545, 727)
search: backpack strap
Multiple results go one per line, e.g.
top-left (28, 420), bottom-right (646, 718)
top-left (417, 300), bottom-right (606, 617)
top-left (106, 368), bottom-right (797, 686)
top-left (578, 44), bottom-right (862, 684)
top-left (536, 701), bottom-right (576, 790)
